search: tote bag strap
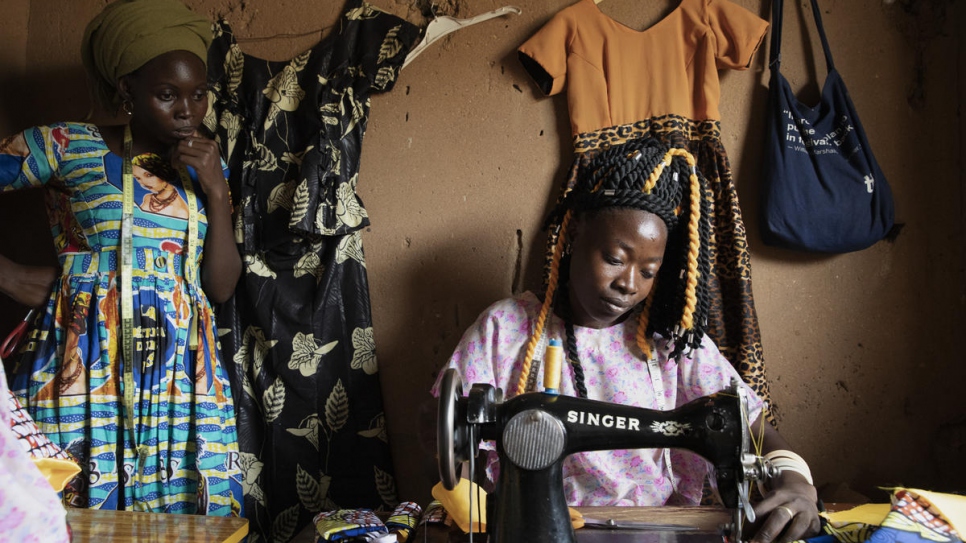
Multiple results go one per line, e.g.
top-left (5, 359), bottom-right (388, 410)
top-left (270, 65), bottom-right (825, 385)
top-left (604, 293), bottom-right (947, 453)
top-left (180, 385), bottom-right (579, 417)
top-left (768, 0), bottom-right (784, 69)
top-left (770, 0), bottom-right (836, 74)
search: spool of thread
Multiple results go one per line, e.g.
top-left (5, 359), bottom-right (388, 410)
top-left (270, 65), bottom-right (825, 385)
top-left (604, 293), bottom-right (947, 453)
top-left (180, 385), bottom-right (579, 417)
top-left (543, 339), bottom-right (563, 395)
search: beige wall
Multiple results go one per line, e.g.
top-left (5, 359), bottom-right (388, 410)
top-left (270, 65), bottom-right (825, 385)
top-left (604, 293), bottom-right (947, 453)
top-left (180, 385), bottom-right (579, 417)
top-left (1, 0), bottom-right (963, 506)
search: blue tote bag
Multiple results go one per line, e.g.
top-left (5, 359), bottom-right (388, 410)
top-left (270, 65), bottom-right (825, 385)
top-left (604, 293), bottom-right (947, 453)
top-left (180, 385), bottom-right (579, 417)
top-left (761, 0), bottom-right (895, 253)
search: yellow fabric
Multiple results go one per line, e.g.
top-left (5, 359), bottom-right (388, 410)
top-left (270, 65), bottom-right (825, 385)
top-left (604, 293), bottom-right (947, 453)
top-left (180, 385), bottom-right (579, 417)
top-left (823, 504), bottom-right (892, 527)
top-left (30, 457), bottom-right (81, 492)
top-left (431, 480), bottom-right (585, 533)
top-left (518, 0), bottom-right (768, 135)
top-left (81, 0), bottom-right (212, 110)
top-left (432, 479), bottom-right (487, 533)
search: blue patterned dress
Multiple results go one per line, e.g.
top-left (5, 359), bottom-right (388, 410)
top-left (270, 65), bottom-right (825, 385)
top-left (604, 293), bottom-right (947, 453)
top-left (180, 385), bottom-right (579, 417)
top-left (0, 122), bottom-right (242, 515)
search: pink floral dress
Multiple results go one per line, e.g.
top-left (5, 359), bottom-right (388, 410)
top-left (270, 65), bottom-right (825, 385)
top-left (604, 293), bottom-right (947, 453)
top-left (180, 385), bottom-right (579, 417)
top-left (0, 359), bottom-right (70, 542)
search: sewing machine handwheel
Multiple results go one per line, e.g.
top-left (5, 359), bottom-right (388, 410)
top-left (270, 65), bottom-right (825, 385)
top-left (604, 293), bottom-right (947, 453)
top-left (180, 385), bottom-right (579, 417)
top-left (437, 368), bottom-right (465, 490)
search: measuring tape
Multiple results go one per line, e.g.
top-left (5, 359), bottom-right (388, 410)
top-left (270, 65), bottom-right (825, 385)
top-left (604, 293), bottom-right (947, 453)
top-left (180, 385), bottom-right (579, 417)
top-left (120, 126), bottom-right (200, 502)
top-left (644, 356), bottom-right (677, 494)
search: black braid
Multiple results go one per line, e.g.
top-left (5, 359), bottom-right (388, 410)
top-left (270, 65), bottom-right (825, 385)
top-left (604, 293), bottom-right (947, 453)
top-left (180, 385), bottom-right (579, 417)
top-left (554, 258), bottom-right (589, 399)
top-left (564, 318), bottom-right (588, 399)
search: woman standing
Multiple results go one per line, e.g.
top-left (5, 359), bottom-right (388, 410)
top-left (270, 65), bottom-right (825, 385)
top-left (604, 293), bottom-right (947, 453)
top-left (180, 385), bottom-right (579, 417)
top-left (0, 0), bottom-right (242, 515)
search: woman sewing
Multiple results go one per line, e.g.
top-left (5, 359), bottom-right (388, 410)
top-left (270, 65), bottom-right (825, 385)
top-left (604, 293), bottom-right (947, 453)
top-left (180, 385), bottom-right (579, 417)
top-left (434, 140), bottom-right (821, 543)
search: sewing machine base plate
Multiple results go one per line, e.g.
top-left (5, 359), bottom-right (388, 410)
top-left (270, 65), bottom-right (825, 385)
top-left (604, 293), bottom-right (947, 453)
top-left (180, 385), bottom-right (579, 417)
top-left (413, 506), bottom-right (734, 543)
top-left (577, 530), bottom-right (724, 543)
top-left (437, 530), bottom-right (724, 543)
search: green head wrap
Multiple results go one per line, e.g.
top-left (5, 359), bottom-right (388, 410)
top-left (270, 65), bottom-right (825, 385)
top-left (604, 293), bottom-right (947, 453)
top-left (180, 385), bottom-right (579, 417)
top-left (81, 0), bottom-right (212, 112)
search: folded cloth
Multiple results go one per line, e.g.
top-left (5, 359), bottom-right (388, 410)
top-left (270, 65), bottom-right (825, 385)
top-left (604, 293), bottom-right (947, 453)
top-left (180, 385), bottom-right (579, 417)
top-left (7, 388), bottom-right (81, 490)
top-left (799, 489), bottom-right (965, 543)
top-left (419, 500), bottom-right (448, 527)
top-left (385, 501), bottom-right (422, 542)
top-left (313, 509), bottom-right (388, 542)
top-left (869, 489), bottom-right (963, 543)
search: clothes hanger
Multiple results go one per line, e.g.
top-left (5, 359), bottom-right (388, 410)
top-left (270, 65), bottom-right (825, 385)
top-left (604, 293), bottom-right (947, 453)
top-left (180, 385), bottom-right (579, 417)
top-left (402, 5), bottom-right (523, 69)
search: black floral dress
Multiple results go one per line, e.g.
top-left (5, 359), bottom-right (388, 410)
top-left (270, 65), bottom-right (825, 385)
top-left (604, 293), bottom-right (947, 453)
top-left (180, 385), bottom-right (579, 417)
top-left (205, 2), bottom-right (420, 540)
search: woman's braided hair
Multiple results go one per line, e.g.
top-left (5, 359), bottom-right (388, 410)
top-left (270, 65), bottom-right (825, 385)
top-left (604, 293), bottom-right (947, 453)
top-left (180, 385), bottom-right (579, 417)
top-left (515, 139), bottom-right (713, 397)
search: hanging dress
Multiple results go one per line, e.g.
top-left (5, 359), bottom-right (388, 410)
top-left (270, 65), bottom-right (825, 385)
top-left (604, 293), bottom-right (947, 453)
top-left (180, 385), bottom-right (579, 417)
top-left (205, 1), bottom-right (419, 540)
top-left (518, 0), bottom-right (774, 408)
top-left (0, 123), bottom-right (243, 515)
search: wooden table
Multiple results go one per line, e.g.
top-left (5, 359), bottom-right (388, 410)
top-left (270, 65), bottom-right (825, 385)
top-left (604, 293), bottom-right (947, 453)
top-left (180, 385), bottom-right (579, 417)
top-left (287, 503), bottom-right (852, 542)
top-left (292, 506), bottom-right (733, 542)
top-left (66, 508), bottom-right (249, 543)
top-left (409, 504), bottom-right (851, 543)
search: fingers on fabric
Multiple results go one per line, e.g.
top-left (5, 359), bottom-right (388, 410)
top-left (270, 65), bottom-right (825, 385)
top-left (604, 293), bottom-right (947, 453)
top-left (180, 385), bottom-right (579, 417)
top-left (779, 507), bottom-right (816, 543)
top-left (750, 505), bottom-right (794, 543)
top-left (751, 503), bottom-right (819, 543)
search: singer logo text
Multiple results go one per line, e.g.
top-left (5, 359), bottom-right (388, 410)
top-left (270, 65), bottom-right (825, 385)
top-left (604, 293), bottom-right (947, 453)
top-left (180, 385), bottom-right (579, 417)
top-left (566, 410), bottom-right (641, 431)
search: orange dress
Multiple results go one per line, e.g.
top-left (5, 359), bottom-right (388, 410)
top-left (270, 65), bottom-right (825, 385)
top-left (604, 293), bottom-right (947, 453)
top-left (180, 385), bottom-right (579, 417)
top-left (519, 0), bottom-right (773, 407)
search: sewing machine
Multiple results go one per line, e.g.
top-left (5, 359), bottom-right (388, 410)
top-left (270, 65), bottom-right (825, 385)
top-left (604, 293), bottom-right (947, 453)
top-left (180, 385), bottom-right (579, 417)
top-left (436, 368), bottom-right (774, 543)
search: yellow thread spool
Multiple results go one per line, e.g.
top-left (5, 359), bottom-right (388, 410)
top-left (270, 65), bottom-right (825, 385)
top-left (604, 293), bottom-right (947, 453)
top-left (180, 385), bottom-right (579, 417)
top-left (543, 338), bottom-right (563, 395)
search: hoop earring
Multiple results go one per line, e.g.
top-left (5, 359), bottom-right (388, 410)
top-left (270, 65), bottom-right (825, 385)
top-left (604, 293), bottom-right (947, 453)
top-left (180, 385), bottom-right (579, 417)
top-left (122, 100), bottom-right (133, 116)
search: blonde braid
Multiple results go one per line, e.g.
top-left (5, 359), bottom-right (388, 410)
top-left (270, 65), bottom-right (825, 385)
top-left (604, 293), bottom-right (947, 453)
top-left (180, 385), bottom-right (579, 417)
top-left (516, 210), bottom-right (572, 396)
top-left (668, 149), bottom-right (702, 332)
top-left (644, 154), bottom-right (669, 193)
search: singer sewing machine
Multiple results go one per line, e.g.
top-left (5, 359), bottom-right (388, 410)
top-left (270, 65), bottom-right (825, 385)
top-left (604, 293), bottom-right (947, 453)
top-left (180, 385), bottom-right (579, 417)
top-left (436, 368), bottom-right (775, 543)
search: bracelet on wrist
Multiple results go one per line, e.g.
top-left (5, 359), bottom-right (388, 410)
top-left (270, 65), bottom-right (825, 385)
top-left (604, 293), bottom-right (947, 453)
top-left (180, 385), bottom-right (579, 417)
top-left (764, 449), bottom-right (814, 485)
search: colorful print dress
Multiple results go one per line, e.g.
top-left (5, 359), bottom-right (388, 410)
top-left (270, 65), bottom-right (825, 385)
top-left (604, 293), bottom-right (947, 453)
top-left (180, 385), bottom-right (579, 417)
top-left (205, 1), bottom-right (419, 540)
top-left (518, 0), bottom-right (774, 411)
top-left (0, 123), bottom-right (243, 515)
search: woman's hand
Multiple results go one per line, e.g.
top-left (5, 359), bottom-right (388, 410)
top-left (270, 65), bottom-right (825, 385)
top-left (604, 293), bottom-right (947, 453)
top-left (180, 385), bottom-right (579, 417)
top-left (749, 471), bottom-right (821, 543)
top-left (749, 419), bottom-right (822, 543)
top-left (172, 130), bottom-right (228, 203)
top-left (0, 254), bottom-right (56, 308)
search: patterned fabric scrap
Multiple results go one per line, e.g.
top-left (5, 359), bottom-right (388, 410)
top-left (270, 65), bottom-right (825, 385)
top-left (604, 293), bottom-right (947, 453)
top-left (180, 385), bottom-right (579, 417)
top-left (6, 389), bottom-right (80, 490)
top-left (313, 509), bottom-right (387, 541)
top-left (869, 490), bottom-right (962, 543)
top-left (419, 500), bottom-right (448, 527)
top-left (7, 389), bottom-right (71, 459)
top-left (796, 489), bottom-right (965, 543)
top-left (386, 501), bottom-right (422, 542)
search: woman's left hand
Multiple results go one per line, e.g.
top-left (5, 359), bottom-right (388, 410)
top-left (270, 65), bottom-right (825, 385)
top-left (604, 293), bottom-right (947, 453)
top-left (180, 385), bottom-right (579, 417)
top-left (0, 254), bottom-right (57, 308)
top-left (749, 471), bottom-right (821, 543)
top-left (172, 130), bottom-right (228, 203)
